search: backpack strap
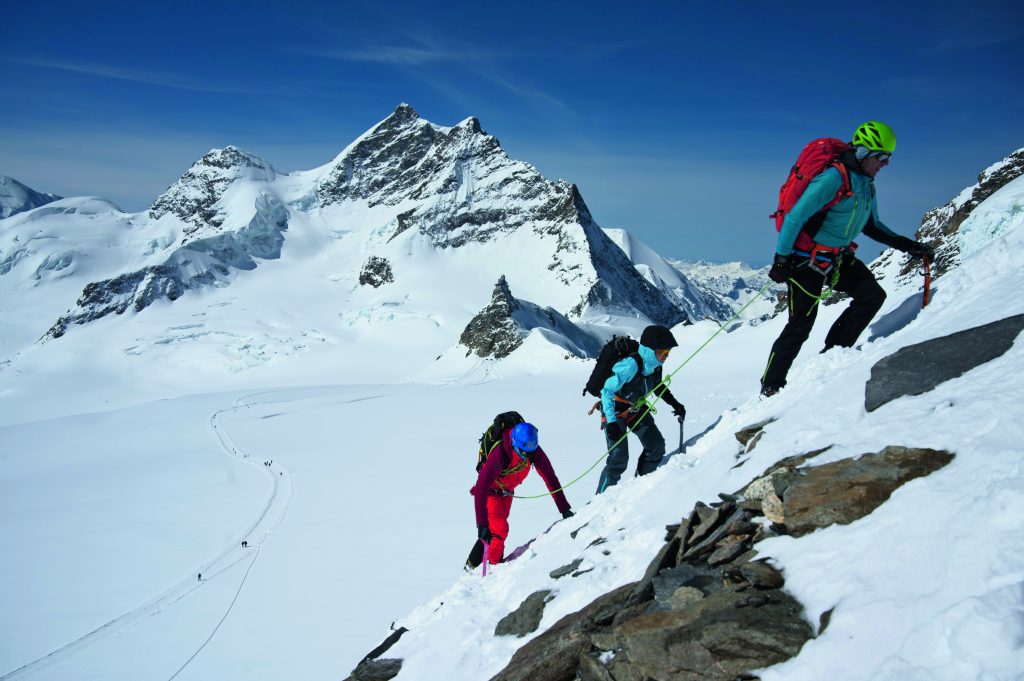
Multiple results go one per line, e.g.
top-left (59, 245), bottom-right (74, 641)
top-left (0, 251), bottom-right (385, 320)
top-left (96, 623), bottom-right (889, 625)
top-left (796, 162), bottom-right (854, 250)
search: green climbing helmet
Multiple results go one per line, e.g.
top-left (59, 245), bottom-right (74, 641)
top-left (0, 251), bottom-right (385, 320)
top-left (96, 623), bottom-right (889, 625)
top-left (852, 121), bottom-right (896, 153)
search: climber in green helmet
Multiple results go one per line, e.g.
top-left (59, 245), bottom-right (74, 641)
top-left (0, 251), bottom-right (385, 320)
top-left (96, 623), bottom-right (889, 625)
top-left (760, 121), bottom-right (935, 397)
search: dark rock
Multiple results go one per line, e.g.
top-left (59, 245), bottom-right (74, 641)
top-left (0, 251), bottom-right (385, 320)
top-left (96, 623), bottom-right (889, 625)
top-left (818, 607), bottom-right (835, 634)
top-left (650, 563), bottom-right (724, 611)
top-left (781, 446), bottom-right (954, 537)
top-left (740, 560), bottom-right (785, 590)
top-left (577, 652), bottom-right (615, 681)
top-left (866, 315), bottom-right (1024, 411)
top-left (459, 275), bottom-right (523, 359)
top-left (550, 559), bottom-right (584, 579)
top-left (681, 507), bottom-right (747, 561)
top-left (605, 585), bottom-right (813, 681)
top-left (735, 418), bottom-right (777, 447)
top-left (495, 590), bottom-right (554, 637)
top-left (707, 537), bottom-right (751, 566)
top-left (490, 583), bottom-right (637, 681)
top-left (344, 658), bottom-right (402, 681)
top-left (359, 627), bottom-right (408, 663)
top-left (358, 256), bottom-right (394, 287)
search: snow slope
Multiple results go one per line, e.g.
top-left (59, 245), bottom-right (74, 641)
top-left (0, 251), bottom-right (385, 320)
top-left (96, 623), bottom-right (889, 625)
top-left (1, 159), bottom-right (1023, 680)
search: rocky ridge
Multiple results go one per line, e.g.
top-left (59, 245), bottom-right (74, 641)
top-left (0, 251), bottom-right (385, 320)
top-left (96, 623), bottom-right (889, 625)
top-left (872, 148), bottom-right (1024, 285)
top-left (459, 276), bottom-right (602, 359)
top-left (317, 104), bottom-right (687, 328)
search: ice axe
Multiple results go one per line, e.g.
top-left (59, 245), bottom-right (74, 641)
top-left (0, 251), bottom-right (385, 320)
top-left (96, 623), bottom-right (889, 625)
top-left (482, 540), bottom-right (490, 577)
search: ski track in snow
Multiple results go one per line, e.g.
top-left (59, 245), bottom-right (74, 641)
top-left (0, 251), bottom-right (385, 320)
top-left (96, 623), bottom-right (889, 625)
top-left (0, 392), bottom-right (300, 681)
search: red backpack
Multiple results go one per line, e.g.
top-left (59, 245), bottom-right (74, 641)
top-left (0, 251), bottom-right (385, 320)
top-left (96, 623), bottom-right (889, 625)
top-left (770, 138), bottom-right (853, 252)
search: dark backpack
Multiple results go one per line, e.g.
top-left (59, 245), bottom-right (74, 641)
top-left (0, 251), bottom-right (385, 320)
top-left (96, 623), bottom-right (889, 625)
top-left (770, 138), bottom-right (854, 251)
top-left (583, 335), bottom-right (640, 397)
top-left (476, 411), bottom-right (525, 471)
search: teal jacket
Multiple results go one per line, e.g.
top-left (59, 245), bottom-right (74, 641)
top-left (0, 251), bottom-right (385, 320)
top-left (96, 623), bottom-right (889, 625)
top-left (777, 165), bottom-right (900, 256)
top-left (601, 345), bottom-right (662, 423)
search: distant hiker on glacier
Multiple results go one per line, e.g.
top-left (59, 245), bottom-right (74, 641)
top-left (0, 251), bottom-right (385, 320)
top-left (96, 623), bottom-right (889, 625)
top-left (467, 418), bottom-right (573, 570)
top-left (760, 121), bottom-right (935, 397)
top-left (595, 324), bottom-right (687, 494)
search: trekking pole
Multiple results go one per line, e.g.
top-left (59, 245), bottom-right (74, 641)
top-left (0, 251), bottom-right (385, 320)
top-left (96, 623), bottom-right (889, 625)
top-left (922, 254), bottom-right (932, 308)
top-left (481, 541), bottom-right (489, 577)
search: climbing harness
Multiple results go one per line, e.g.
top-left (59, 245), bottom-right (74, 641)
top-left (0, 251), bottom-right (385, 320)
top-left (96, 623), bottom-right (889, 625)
top-left (513, 280), bottom-right (776, 500)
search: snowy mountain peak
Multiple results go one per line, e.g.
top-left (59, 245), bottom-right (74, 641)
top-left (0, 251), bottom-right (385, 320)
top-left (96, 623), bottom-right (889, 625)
top-left (0, 175), bottom-right (62, 219)
top-left (148, 145), bottom-right (277, 242)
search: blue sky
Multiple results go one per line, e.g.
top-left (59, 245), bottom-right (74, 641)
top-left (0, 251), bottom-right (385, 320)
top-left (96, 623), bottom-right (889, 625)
top-left (2, 0), bottom-right (1021, 265)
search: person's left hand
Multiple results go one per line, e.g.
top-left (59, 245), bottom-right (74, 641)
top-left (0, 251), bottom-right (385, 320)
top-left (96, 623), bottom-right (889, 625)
top-left (906, 241), bottom-right (936, 259)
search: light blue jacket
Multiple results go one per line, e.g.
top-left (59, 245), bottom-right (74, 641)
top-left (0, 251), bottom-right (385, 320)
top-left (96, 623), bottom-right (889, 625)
top-left (777, 166), bottom-right (900, 256)
top-left (601, 344), bottom-right (662, 423)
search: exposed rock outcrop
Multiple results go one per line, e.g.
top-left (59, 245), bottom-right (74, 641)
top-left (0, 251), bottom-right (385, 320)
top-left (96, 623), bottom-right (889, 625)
top-left (458, 276), bottom-right (602, 359)
top-left (48, 192), bottom-right (288, 337)
top-left (495, 590), bottom-right (554, 638)
top-left (149, 146), bottom-right (278, 242)
top-left (459, 276), bottom-right (525, 359)
top-left (865, 314), bottom-right (1024, 411)
top-left (359, 256), bottom-right (395, 288)
top-left (316, 104), bottom-right (687, 328)
top-left (873, 148), bottom-right (1024, 284)
top-left (489, 443), bottom-right (954, 681)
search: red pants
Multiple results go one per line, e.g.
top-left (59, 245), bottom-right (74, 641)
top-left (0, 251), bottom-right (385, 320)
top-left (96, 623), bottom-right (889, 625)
top-left (485, 494), bottom-right (514, 564)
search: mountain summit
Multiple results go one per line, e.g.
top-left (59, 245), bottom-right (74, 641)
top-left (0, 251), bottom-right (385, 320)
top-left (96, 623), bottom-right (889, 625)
top-left (3, 105), bottom-right (691, 366)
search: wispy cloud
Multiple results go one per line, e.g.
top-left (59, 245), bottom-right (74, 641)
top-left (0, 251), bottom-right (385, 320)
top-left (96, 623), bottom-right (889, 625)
top-left (8, 57), bottom-right (258, 94)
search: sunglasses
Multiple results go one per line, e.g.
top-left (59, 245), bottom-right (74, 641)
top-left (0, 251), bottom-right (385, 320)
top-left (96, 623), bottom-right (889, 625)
top-left (870, 152), bottom-right (892, 162)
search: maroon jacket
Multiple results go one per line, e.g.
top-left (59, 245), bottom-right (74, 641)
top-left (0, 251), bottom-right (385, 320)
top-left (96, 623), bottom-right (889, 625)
top-left (471, 429), bottom-right (571, 527)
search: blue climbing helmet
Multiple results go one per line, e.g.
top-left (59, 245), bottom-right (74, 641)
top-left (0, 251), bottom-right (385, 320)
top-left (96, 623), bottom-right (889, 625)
top-left (510, 422), bottom-right (539, 453)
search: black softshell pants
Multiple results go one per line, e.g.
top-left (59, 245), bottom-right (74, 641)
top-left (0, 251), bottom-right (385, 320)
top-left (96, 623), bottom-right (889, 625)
top-left (761, 255), bottom-right (886, 391)
top-left (596, 415), bottom-right (665, 493)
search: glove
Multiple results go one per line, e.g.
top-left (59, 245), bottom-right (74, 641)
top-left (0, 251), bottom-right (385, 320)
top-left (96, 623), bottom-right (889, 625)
top-left (478, 525), bottom-right (492, 542)
top-left (906, 241), bottom-right (935, 259)
top-left (605, 420), bottom-right (626, 442)
top-left (768, 254), bottom-right (791, 284)
top-left (672, 404), bottom-right (686, 421)
top-left (562, 509), bottom-right (575, 519)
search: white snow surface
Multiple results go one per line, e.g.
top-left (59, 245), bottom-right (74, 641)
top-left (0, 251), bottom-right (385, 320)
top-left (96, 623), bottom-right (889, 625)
top-left (2, 166), bottom-right (1024, 681)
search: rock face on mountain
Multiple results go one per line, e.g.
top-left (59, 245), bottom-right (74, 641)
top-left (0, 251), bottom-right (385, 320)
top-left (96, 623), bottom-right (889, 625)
top-left (359, 256), bottom-right (395, 288)
top-left (459, 276), bottom-right (602, 359)
top-left (318, 104), bottom-right (686, 328)
top-left (149, 146), bottom-right (278, 242)
top-left (48, 190), bottom-right (288, 338)
top-left (865, 314), bottom-right (1024, 412)
top-left (873, 148), bottom-right (1024, 285)
top-left (481, 444), bottom-right (953, 681)
top-left (0, 176), bottom-right (61, 219)
top-left (39, 104), bottom-right (686, 345)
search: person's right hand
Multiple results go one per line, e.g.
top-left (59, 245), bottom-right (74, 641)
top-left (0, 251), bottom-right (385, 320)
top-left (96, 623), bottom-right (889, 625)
top-left (768, 254), bottom-right (791, 284)
top-left (605, 420), bottom-right (626, 442)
